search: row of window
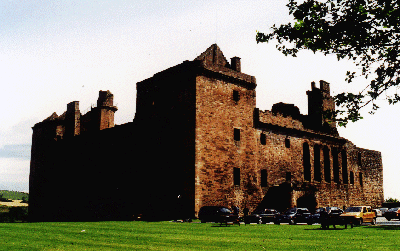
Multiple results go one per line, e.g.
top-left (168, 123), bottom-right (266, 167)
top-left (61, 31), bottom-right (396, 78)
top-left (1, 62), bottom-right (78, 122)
top-left (303, 143), bottom-right (363, 186)
top-left (237, 130), bottom-right (291, 149)
top-left (232, 130), bottom-right (364, 187)
top-left (233, 167), bottom-right (363, 188)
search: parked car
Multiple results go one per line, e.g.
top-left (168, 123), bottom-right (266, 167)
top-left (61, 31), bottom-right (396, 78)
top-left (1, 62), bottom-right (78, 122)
top-left (383, 207), bottom-right (400, 221)
top-left (340, 206), bottom-right (376, 225)
top-left (198, 206), bottom-right (239, 223)
top-left (275, 208), bottom-right (311, 225)
top-left (379, 207), bottom-right (389, 215)
top-left (308, 207), bottom-right (343, 225)
top-left (244, 208), bottom-right (280, 224)
top-left (372, 208), bottom-right (382, 217)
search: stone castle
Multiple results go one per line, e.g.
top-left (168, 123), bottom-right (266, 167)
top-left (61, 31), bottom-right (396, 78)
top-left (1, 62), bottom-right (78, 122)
top-left (29, 44), bottom-right (383, 221)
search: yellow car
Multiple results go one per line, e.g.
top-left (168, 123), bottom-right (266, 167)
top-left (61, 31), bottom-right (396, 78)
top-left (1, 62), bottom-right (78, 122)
top-left (340, 206), bottom-right (376, 225)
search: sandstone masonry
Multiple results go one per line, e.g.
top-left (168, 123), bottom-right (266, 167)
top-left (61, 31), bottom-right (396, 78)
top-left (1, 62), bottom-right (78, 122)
top-left (29, 44), bottom-right (383, 221)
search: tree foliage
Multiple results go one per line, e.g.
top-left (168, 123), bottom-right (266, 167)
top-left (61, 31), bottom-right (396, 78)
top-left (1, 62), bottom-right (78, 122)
top-left (257, 0), bottom-right (400, 126)
top-left (385, 197), bottom-right (399, 203)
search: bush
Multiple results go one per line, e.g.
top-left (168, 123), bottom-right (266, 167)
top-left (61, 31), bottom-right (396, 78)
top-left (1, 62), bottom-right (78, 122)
top-left (0, 206), bottom-right (28, 223)
top-left (0, 194), bottom-right (12, 202)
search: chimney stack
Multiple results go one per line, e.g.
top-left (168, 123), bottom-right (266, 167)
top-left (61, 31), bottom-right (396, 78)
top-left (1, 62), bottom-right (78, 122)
top-left (231, 57), bottom-right (241, 72)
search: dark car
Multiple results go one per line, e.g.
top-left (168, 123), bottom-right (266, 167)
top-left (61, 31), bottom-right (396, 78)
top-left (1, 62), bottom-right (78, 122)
top-left (244, 209), bottom-right (280, 224)
top-left (384, 207), bottom-right (400, 221)
top-left (308, 207), bottom-right (344, 225)
top-left (198, 206), bottom-right (239, 223)
top-left (275, 208), bottom-right (311, 225)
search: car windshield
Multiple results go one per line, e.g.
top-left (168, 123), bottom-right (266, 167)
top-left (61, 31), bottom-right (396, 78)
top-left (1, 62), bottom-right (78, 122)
top-left (388, 207), bottom-right (400, 212)
top-left (345, 207), bottom-right (362, 212)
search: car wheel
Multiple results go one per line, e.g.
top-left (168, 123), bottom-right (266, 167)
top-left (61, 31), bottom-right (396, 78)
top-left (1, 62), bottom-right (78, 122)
top-left (258, 218), bottom-right (262, 224)
top-left (371, 218), bottom-right (376, 225)
top-left (289, 219), bottom-right (295, 225)
top-left (358, 219), bottom-right (363, 225)
top-left (274, 221), bottom-right (280, 225)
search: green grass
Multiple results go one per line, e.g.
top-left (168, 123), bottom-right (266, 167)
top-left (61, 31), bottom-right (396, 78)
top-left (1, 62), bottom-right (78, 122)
top-left (0, 221), bottom-right (399, 250)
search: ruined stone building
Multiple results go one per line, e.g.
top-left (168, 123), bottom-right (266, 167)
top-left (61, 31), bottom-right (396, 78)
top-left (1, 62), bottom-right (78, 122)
top-left (29, 44), bottom-right (383, 221)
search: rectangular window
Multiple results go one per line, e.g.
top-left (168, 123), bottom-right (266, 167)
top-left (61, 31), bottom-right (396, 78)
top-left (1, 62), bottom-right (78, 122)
top-left (261, 169), bottom-right (268, 187)
top-left (303, 142), bottom-right (311, 181)
top-left (342, 150), bottom-right (348, 184)
top-left (350, 171), bottom-right (354, 184)
top-left (260, 133), bottom-right (266, 145)
top-left (332, 148), bottom-right (340, 184)
top-left (234, 168), bottom-right (240, 186)
top-left (234, 128), bottom-right (240, 141)
top-left (324, 146), bottom-right (331, 182)
top-left (233, 90), bottom-right (240, 102)
top-left (285, 138), bottom-right (290, 148)
top-left (314, 145), bottom-right (321, 182)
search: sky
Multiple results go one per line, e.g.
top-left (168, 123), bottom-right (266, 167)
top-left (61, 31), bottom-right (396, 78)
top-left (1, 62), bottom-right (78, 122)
top-left (0, 0), bottom-right (398, 200)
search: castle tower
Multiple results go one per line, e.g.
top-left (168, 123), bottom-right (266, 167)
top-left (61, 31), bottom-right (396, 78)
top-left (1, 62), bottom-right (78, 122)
top-left (306, 80), bottom-right (337, 134)
top-left (96, 90), bottom-right (118, 130)
top-left (65, 101), bottom-right (81, 137)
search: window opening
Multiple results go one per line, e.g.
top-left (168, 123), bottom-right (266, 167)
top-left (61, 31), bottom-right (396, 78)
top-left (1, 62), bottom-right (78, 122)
top-left (350, 171), bottom-right (354, 184)
top-left (234, 128), bottom-right (240, 141)
top-left (332, 148), bottom-right (340, 184)
top-left (233, 90), bottom-right (240, 102)
top-left (314, 145), bottom-right (321, 181)
top-left (342, 150), bottom-right (348, 184)
top-left (234, 168), bottom-right (240, 186)
top-left (303, 142), bottom-right (311, 181)
top-left (261, 169), bottom-right (268, 187)
top-left (260, 133), bottom-right (266, 145)
top-left (323, 146), bottom-right (331, 182)
top-left (285, 138), bottom-right (290, 148)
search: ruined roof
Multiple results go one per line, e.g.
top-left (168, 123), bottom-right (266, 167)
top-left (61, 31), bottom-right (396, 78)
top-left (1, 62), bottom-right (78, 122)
top-left (43, 112), bottom-right (59, 122)
top-left (194, 44), bottom-right (230, 69)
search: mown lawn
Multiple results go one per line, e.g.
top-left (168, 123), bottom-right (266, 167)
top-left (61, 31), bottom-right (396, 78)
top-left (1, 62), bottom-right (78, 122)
top-left (0, 221), bottom-right (399, 250)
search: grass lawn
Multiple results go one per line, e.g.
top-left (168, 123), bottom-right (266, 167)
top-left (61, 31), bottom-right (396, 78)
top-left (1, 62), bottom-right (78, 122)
top-left (0, 221), bottom-right (399, 250)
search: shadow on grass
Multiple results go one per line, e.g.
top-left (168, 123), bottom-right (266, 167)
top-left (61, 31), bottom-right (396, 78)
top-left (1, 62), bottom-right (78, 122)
top-left (211, 223), bottom-right (241, 227)
top-left (304, 227), bottom-right (347, 231)
top-left (365, 225), bottom-right (400, 230)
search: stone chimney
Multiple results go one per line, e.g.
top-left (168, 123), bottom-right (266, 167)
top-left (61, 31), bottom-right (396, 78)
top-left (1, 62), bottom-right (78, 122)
top-left (231, 57), bottom-right (241, 72)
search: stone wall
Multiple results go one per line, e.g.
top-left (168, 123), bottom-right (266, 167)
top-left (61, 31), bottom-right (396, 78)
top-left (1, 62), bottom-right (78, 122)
top-left (29, 44), bottom-right (384, 221)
